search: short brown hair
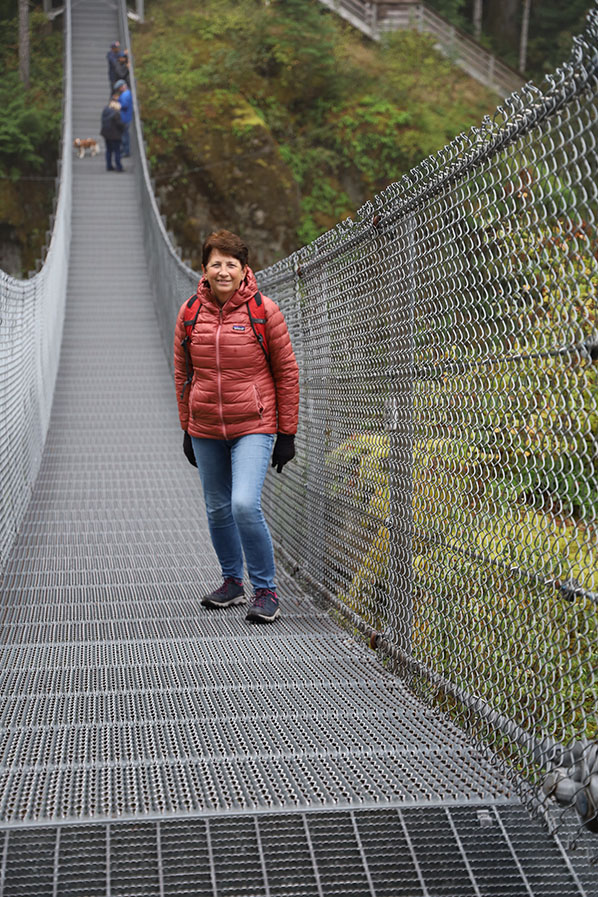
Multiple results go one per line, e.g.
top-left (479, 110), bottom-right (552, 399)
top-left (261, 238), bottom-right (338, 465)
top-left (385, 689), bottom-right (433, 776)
top-left (202, 230), bottom-right (249, 268)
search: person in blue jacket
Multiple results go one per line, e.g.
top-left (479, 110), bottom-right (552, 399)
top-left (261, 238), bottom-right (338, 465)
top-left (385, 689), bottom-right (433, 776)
top-left (114, 80), bottom-right (132, 157)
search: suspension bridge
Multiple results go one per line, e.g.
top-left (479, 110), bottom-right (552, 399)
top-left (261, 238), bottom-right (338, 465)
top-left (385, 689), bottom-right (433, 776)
top-left (0, 0), bottom-right (596, 894)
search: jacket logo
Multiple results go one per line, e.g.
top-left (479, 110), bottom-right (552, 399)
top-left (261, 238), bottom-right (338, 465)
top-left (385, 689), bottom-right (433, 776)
top-left (232, 325), bottom-right (246, 331)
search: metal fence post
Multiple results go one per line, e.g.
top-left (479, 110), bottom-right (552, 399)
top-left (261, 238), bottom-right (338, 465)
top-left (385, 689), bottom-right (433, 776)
top-left (305, 261), bottom-right (331, 588)
top-left (387, 213), bottom-right (415, 666)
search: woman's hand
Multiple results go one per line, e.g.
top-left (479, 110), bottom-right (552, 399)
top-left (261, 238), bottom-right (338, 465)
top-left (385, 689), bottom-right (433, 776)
top-left (183, 431), bottom-right (197, 467)
top-left (271, 433), bottom-right (295, 473)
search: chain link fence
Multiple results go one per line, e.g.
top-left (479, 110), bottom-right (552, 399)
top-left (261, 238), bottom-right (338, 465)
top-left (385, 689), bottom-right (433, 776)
top-left (254, 12), bottom-right (598, 856)
top-left (100, 0), bottom-right (598, 863)
top-left (0, 2), bottom-right (72, 572)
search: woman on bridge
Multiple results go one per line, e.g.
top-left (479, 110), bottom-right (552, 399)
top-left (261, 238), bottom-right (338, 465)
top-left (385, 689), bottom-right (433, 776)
top-left (173, 230), bottom-right (299, 624)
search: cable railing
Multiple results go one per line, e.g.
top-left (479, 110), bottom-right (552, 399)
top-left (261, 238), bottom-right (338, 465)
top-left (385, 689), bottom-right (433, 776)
top-left (257, 20), bottom-right (598, 859)
top-left (0, 2), bottom-right (72, 572)
top-left (123, 0), bottom-right (597, 857)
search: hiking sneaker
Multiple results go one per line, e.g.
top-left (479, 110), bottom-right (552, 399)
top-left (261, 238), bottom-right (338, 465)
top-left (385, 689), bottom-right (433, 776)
top-left (201, 577), bottom-right (245, 608)
top-left (246, 588), bottom-right (280, 623)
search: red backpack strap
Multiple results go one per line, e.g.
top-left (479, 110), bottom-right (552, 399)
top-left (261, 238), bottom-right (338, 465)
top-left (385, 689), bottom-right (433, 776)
top-left (183, 294), bottom-right (202, 341)
top-left (247, 292), bottom-right (269, 365)
top-left (180, 295), bottom-right (202, 399)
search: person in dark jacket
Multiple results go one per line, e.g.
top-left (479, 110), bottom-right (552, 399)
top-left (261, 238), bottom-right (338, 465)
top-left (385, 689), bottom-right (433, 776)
top-left (173, 230), bottom-right (299, 624)
top-left (100, 97), bottom-right (124, 172)
top-left (106, 41), bottom-right (122, 91)
top-left (112, 53), bottom-right (130, 89)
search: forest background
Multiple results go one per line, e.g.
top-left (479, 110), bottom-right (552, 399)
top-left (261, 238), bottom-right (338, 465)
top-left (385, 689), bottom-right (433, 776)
top-left (0, 0), bottom-right (591, 273)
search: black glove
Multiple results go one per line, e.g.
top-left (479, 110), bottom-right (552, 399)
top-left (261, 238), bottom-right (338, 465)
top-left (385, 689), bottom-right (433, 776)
top-left (183, 431), bottom-right (197, 467)
top-left (271, 433), bottom-right (295, 473)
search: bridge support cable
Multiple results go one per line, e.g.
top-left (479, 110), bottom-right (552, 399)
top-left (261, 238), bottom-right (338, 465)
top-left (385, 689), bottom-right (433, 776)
top-left (0, 0), bottom-right (72, 572)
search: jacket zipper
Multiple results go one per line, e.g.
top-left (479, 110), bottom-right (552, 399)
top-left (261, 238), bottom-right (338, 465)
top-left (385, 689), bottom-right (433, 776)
top-left (215, 306), bottom-right (228, 439)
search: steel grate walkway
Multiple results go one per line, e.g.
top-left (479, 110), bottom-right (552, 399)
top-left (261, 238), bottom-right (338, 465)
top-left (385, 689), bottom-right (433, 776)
top-left (0, 807), bottom-right (592, 897)
top-left (0, 0), bottom-right (595, 894)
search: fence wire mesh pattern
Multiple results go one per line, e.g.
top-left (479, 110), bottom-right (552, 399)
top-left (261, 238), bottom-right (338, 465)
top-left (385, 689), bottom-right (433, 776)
top-left (0, 5), bottom-right (72, 573)
top-left (255, 12), bottom-right (598, 852)
top-left (124, 0), bottom-right (598, 858)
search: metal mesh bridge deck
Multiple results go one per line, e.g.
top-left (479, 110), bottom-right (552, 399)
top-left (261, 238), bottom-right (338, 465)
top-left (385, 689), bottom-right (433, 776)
top-left (0, 0), bottom-right (595, 894)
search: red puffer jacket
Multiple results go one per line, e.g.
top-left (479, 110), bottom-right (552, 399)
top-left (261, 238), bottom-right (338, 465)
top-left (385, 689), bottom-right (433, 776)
top-left (174, 268), bottom-right (299, 440)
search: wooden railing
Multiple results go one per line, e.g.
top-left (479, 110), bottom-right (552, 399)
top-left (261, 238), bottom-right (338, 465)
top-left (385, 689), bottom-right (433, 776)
top-left (318, 0), bottom-right (524, 97)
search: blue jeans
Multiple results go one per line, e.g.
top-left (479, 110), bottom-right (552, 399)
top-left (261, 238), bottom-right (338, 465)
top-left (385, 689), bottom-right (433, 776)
top-left (191, 434), bottom-right (276, 591)
top-left (105, 139), bottom-right (122, 171)
top-left (121, 122), bottom-right (130, 155)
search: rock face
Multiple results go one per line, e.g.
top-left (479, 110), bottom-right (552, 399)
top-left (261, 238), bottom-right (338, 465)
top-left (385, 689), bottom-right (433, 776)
top-left (147, 93), bottom-right (300, 272)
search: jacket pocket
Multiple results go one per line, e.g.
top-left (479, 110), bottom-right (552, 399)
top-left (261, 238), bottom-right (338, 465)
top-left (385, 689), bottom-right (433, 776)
top-left (253, 384), bottom-right (264, 420)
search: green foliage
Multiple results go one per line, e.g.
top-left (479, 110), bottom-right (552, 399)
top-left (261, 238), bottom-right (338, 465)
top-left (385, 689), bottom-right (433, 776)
top-left (427, 0), bottom-right (468, 28)
top-left (0, 9), bottom-right (62, 273)
top-left (328, 97), bottom-right (412, 188)
top-left (426, 0), bottom-right (592, 79)
top-left (257, 0), bottom-right (345, 109)
top-left (297, 178), bottom-right (353, 246)
top-left (0, 11), bottom-right (62, 169)
top-left (327, 418), bottom-right (596, 748)
top-left (525, 0), bottom-right (590, 78)
top-left (135, 0), bottom-right (497, 255)
top-left (326, 433), bottom-right (391, 631)
top-left (0, 0), bottom-right (16, 20)
top-left (0, 72), bottom-right (58, 174)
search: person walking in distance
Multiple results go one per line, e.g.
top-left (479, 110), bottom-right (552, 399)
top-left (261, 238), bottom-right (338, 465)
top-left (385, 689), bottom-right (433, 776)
top-left (113, 53), bottom-right (130, 89)
top-left (173, 230), bottom-right (299, 623)
top-left (106, 41), bottom-right (122, 92)
top-left (100, 95), bottom-right (124, 172)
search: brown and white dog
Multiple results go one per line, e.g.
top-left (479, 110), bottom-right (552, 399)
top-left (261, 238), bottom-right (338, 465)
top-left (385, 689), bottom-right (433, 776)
top-left (73, 138), bottom-right (100, 159)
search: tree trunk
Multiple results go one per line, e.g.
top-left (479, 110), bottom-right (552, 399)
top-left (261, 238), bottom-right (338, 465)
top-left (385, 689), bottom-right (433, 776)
top-left (473, 0), bottom-right (483, 41)
top-left (485, 0), bottom-right (519, 49)
top-left (18, 0), bottom-right (30, 89)
top-left (519, 0), bottom-right (531, 73)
